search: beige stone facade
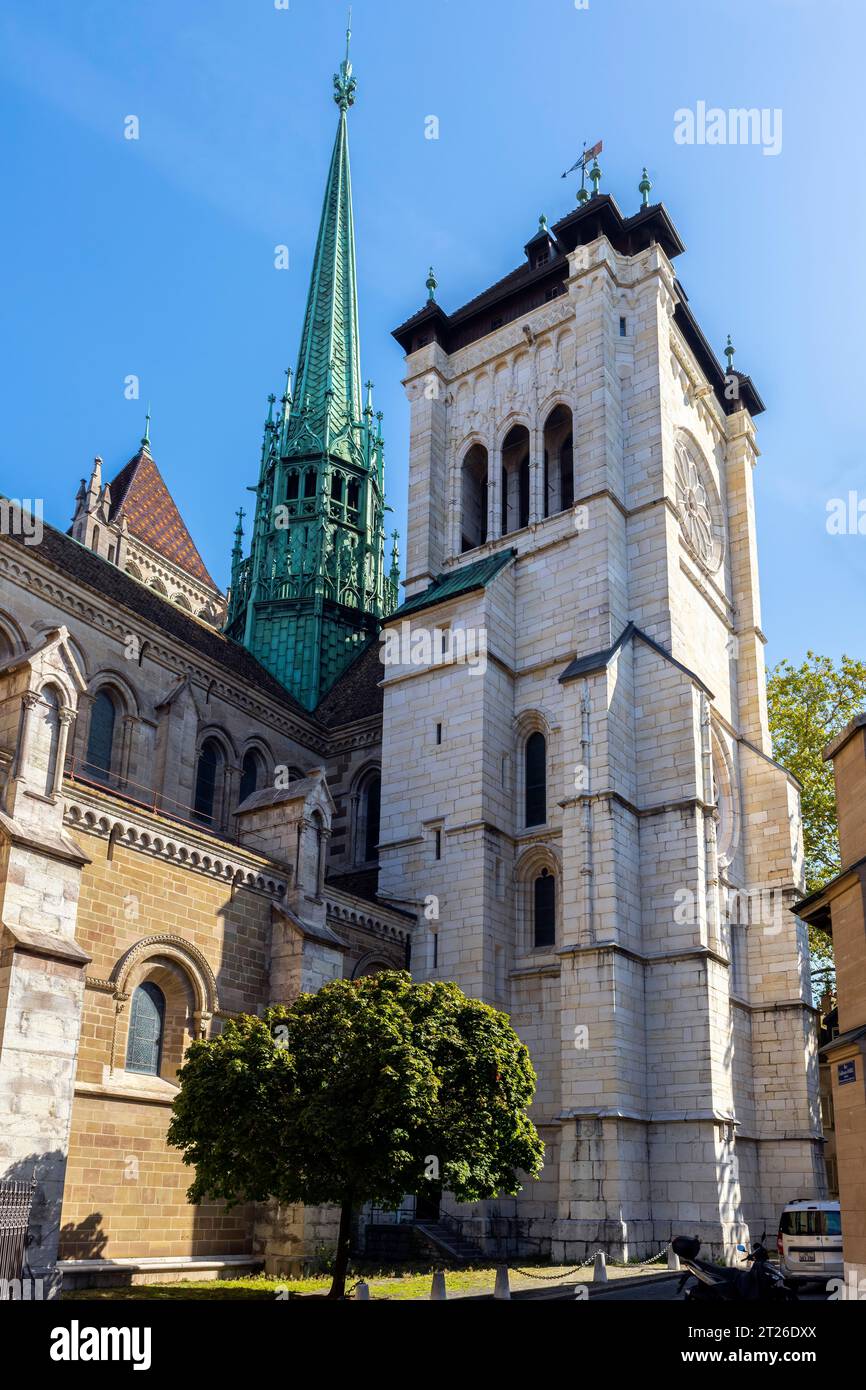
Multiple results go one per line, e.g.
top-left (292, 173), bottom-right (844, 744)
top-left (0, 184), bottom-right (826, 1293)
top-left (382, 198), bottom-right (824, 1260)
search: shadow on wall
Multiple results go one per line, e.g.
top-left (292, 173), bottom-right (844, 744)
top-left (58, 1211), bottom-right (108, 1262)
top-left (1, 1150), bottom-right (108, 1269)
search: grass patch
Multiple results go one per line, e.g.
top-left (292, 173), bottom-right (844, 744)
top-left (64, 1258), bottom-right (664, 1301)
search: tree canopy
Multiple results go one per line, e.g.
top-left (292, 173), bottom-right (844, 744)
top-left (768, 649), bottom-right (866, 968)
top-left (167, 971), bottom-right (543, 1296)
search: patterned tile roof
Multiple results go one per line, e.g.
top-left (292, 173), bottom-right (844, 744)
top-left (107, 448), bottom-right (219, 592)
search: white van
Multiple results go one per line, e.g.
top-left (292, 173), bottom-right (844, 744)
top-left (777, 1199), bottom-right (843, 1284)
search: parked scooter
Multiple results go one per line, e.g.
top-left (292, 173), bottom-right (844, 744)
top-left (671, 1234), bottom-right (798, 1302)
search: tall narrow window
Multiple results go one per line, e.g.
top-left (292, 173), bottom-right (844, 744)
top-left (534, 868), bottom-right (556, 948)
top-left (303, 469), bottom-right (317, 499)
top-left (125, 982), bottom-right (165, 1076)
top-left (524, 731), bottom-right (547, 827)
top-left (193, 738), bottom-right (223, 824)
top-left (518, 455), bottom-right (530, 529)
top-left (363, 774), bottom-right (381, 862)
top-left (460, 444), bottom-right (488, 552)
top-left (287, 471), bottom-right (300, 501)
top-left (501, 424), bottom-right (530, 535)
top-left (239, 749), bottom-right (262, 804)
top-left (86, 690), bottom-right (116, 783)
top-left (543, 405), bottom-right (574, 514)
top-left (38, 685), bottom-right (61, 796)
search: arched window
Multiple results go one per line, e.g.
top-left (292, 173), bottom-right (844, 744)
top-left (501, 425), bottom-right (530, 534)
top-left (193, 738), bottom-right (224, 825)
top-left (240, 748), bottom-right (264, 803)
top-left (353, 769), bottom-right (382, 864)
top-left (330, 472), bottom-right (344, 503)
top-left (542, 405), bottom-right (574, 516)
top-left (533, 868), bottom-right (556, 948)
top-left (91, 527), bottom-right (100, 553)
top-left (86, 689), bottom-right (116, 783)
top-left (303, 469), bottom-right (317, 499)
top-left (38, 685), bottom-right (62, 796)
top-left (363, 774), bottom-right (381, 862)
top-left (460, 444), bottom-right (488, 552)
top-left (287, 471), bottom-right (300, 501)
top-left (346, 479), bottom-right (360, 516)
top-left (524, 731), bottom-right (547, 827)
top-left (125, 982), bottom-right (165, 1076)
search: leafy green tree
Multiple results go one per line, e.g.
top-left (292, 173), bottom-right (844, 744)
top-left (167, 971), bottom-right (544, 1298)
top-left (767, 650), bottom-right (866, 966)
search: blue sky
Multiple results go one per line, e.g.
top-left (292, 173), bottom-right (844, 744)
top-left (1, 0), bottom-right (863, 667)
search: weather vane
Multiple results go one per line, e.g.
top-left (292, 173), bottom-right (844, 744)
top-left (562, 139), bottom-right (603, 202)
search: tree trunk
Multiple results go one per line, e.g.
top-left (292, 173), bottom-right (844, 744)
top-left (327, 1196), bottom-right (353, 1299)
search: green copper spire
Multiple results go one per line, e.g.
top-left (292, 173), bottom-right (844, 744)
top-left (426, 266), bottom-right (438, 302)
top-left (225, 29), bottom-right (397, 711)
top-left (639, 166), bottom-right (652, 207)
top-left (286, 30), bottom-right (361, 460)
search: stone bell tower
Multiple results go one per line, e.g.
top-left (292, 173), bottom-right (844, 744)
top-left (380, 166), bottom-right (822, 1260)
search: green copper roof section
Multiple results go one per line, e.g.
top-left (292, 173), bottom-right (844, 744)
top-left (287, 34), bottom-right (361, 461)
top-left (392, 549), bottom-right (517, 619)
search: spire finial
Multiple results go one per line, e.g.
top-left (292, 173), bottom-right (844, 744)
top-left (724, 334), bottom-right (736, 375)
top-left (333, 9), bottom-right (357, 110)
top-left (589, 156), bottom-right (602, 198)
top-left (639, 166), bottom-right (652, 208)
top-left (141, 404), bottom-right (151, 449)
top-left (426, 266), bottom-right (438, 302)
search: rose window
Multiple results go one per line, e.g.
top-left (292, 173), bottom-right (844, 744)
top-left (674, 439), bottom-right (723, 572)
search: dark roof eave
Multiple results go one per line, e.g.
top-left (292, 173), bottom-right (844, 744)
top-left (673, 288), bottom-right (765, 417)
top-left (792, 852), bottom-right (866, 920)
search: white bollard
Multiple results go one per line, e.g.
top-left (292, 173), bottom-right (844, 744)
top-left (493, 1265), bottom-right (511, 1300)
top-left (430, 1270), bottom-right (447, 1300)
top-left (354, 1280), bottom-right (370, 1300)
top-left (667, 1246), bottom-right (680, 1271)
top-left (592, 1251), bottom-right (608, 1283)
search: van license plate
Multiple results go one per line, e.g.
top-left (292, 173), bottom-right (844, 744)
top-left (799, 1254), bottom-right (816, 1263)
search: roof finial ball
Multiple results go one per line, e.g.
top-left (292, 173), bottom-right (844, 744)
top-left (589, 156), bottom-right (602, 198)
top-left (538, 213), bottom-right (548, 234)
top-left (639, 167), bottom-right (652, 208)
top-left (426, 266), bottom-right (438, 303)
top-left (724, 334), bottom-right (736, 375)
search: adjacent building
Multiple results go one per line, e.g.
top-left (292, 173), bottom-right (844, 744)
top-left (796, 718), bottom-right (866, 1288)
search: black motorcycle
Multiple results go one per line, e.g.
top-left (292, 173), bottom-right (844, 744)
top-left (671, 1234), bottom-right (798, 1302)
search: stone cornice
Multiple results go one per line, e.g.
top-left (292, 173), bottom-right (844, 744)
top-left (325, 886), bottom-right (414, 945)
top-left (63, 787), bottom-right (288, 898)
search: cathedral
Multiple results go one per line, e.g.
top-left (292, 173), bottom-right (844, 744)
top-left (0, 39), bottom-right (824, 1293)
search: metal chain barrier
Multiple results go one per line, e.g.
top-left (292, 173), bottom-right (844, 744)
top-left (508, 1242), bottom-right (673, 1281)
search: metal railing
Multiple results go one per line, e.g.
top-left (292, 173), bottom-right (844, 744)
top-left (0, 1179), bottom-right (36, 1296)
